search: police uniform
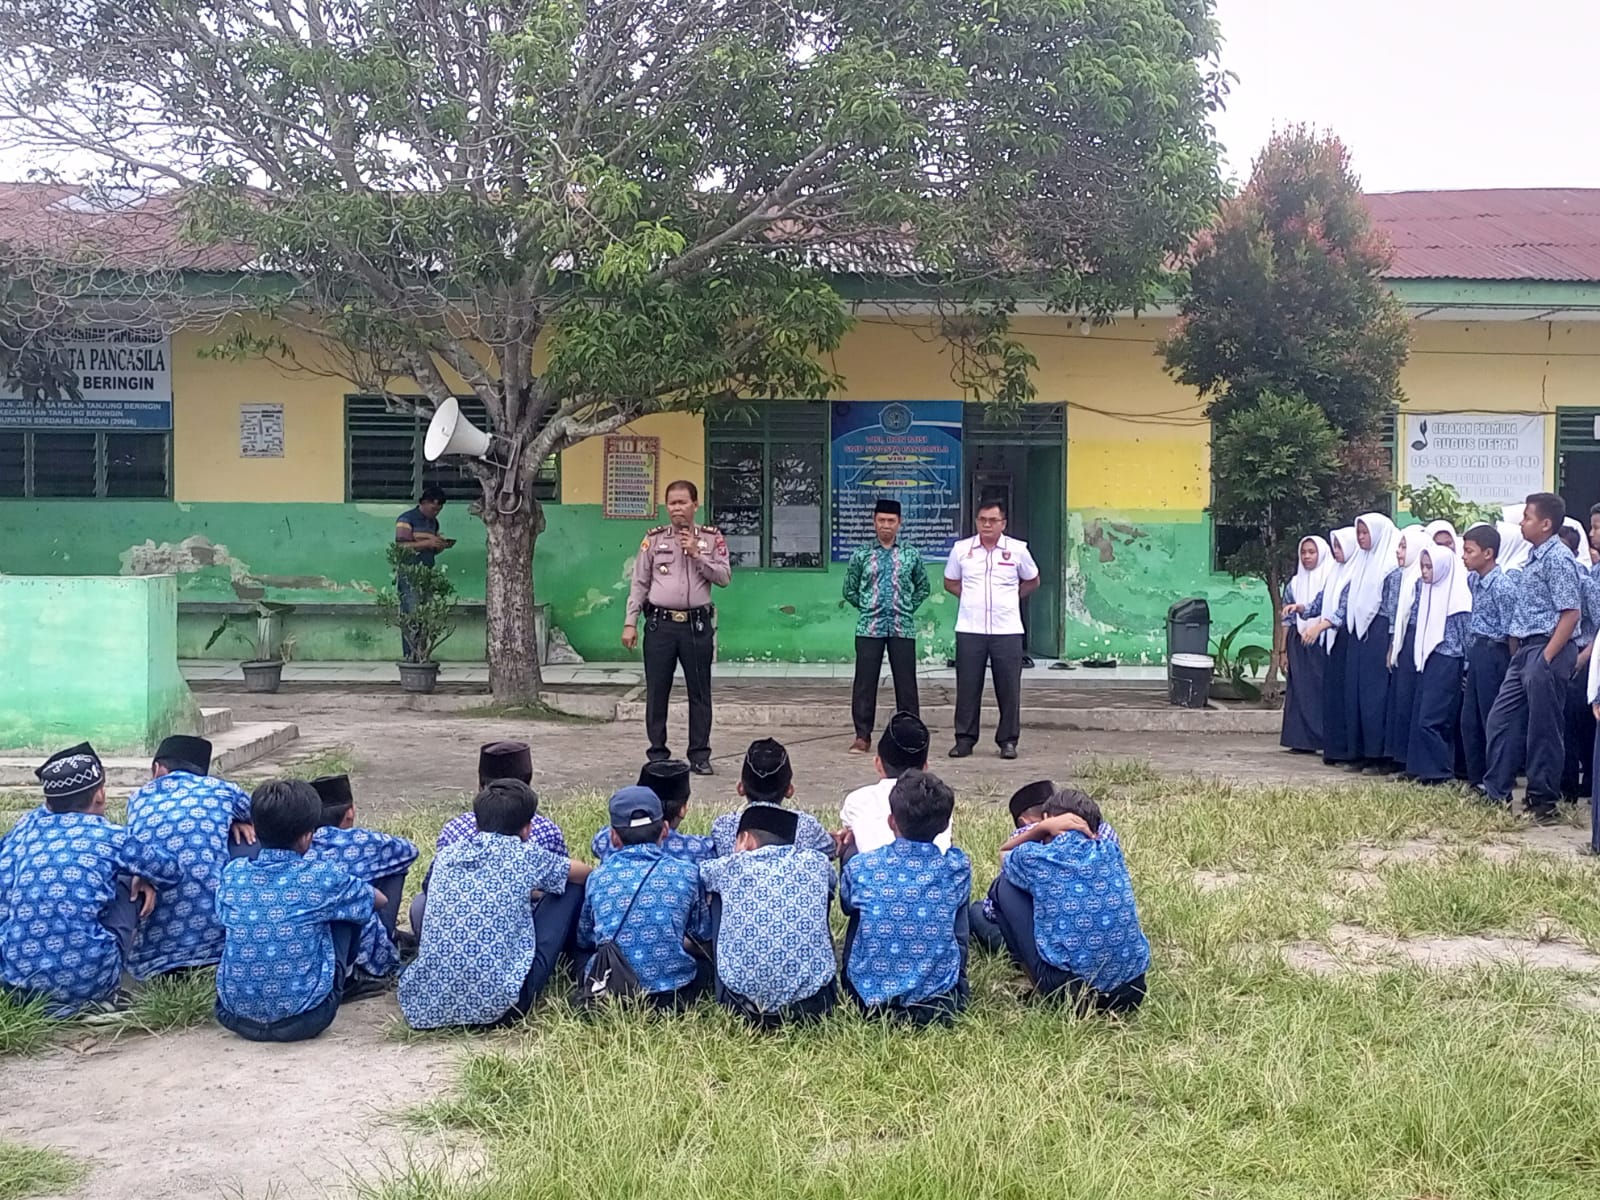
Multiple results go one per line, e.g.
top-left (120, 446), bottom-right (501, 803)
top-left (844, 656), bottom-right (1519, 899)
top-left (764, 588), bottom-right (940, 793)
top-left (626, 522), bottom-right (732, 771)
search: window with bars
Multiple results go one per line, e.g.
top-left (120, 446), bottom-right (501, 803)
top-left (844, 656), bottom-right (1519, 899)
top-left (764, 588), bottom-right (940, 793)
top-left (1210, 411), bottom-right (1396, 572)
top-left (0, 430), bottom-right (171, 498)
top-left (706, 402), bottom-right (828, 568)
top-left (1556, 408), bottom-right (1600, 521)
top-left (345, 396), bottom-right (558, 503)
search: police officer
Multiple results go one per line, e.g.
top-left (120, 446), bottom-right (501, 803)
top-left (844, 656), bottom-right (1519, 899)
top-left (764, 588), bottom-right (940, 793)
top-left (623, 480), bottom-right (731, 774)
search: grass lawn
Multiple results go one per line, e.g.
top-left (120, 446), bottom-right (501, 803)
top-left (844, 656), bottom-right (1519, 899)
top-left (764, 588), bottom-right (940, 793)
top-left (7, 761), bottom-right (1600, 1197)
top-left (0, 1142), bottom-right (82, 1200)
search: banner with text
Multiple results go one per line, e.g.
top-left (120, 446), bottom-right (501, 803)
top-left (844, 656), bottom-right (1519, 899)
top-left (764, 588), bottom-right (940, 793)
top-left (0, 330), bottom-right (172, 430)
top-left (831, 400), bottom-right (963, 562)
top-left (1403, 413), bottom-right (1545, 504)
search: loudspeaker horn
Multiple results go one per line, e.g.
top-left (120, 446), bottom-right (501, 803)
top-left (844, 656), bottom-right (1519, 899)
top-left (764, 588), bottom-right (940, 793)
top-left (424, 397), bottom-right (493, 461)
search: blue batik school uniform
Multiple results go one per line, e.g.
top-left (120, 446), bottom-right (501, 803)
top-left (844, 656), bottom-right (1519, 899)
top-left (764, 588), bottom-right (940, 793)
top-left (1484, 538), bottom-right (1584, 815)
top-left (1302, 582), bottom-right (1353, 763)
top-left (839, 839), bottom-right (972, 1024)
top-left (1462, 566), bottom-right (1514, 788)
top-left (0, 811), bottom-right (179, 1015)
top-left (214, 850), bottom-right (376, 1042)
top-left (710, 804), bottom-right (836, 860)
top-left (1408, 611), bottom-right (1471, 783)
top-left (305, 826), bottom-right (419, 977)
top-left (1563, 565), bottom-right (1600, 799)
top-left (577, 844), bottom-right (712, 1006)
top-left (590, 825), bottom-right (718, 866)
top-left (125, 771), bottom-right (253, 978)
top-left (1384, 582), bottom-right (1421, 768)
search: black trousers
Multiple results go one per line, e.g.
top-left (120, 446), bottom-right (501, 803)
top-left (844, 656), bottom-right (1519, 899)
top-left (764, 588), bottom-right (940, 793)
top-left (643, 610), bottom-right (714, 763)
top-left (216, 920), bottom-right (363, 1043)
top-left (851, 636), bottom-right (920, 739)
top-left (1485, 637), bottom-right (1577, 813)
top-left (954, 631), bottom-right (1025, 748)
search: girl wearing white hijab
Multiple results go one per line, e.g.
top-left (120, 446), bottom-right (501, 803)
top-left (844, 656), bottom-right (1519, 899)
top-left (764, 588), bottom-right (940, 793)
top-left (1384, 529), bottom-right (1426, 770)
top-left (1287, 526), bottom-right (1359, 764)
top-left (1422, 519), bottom-right (1459, 556)
top-left (1344, 513), bottom-right (1401, 771)
top-left (1406, 544), bottom-right (1474, 782)
top-left (1280, 535), bottom-right (1334, 753)
top-left (1499, 505), bottom-right (1532, 571)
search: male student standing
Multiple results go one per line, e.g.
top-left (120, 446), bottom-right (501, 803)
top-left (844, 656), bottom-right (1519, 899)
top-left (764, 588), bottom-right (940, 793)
top-left (1483, 493), bottom-right (1584, 823)
top-left (1460, 525), bottom-right (1512, 790)
top-left (842, 498), bottom-right (931, 753)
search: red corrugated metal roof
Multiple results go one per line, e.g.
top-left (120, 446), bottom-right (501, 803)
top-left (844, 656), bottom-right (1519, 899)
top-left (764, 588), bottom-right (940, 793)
top-left (1366, 189), bottom-right (1600, 282)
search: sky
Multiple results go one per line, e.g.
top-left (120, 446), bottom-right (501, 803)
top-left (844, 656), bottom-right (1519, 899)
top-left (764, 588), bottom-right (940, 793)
top-left (1210, 0), bottom-right (1600, 192)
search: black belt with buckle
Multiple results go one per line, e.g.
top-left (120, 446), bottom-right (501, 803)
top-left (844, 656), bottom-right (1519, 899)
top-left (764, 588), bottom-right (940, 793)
top-left (647, 604), bottom-right (714, 624)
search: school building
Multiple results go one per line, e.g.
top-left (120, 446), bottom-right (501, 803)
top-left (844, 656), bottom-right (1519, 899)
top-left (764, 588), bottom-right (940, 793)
top-left (3, 186), bottom-right (1600, 665)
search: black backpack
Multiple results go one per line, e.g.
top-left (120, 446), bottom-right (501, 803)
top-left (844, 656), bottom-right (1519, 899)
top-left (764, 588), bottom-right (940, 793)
top-left (576, 859), bottom-right (659, 1010)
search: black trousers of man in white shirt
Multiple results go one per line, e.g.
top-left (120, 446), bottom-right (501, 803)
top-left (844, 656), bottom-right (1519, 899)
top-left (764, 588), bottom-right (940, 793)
top-left (953, 631), bottom-right (1025, 750)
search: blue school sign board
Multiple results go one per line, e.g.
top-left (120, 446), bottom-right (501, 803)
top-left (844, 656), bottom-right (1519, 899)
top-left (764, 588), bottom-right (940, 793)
top-left (0, 331), bottom-right (173, 430)
top-left (830, 400), bottom-right (963, 562)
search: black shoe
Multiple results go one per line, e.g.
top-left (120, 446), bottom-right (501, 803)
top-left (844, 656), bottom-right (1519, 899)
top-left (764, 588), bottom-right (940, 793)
top-left (1021, 656), bottom-right (1035, 669)
top-left (948, 743), bottom-right (974, 759)
top-left (1526, 807), bottom-right (1560, 827)
top-left (1344, 761), bottom-right (1368, 773)
top-left (343, 969), bottom-right (392, 1003)
top-left (690, 760), bottom-right (715, 776)
top-left (999, 743), bottom-right (1018, 760)
top-left (393, 929), bottom-right (420, 965)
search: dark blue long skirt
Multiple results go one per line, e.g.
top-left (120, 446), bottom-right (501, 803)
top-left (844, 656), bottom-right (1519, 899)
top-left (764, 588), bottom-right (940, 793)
top-left (1281, 634), bottom-right (1326, 752)
top-left (1322, 633), bottom-right (1353, 764)
top-left (1407, 652), bottom-right (1464, 782)
top-left (1347, 616), bottom-right (1393, 762)
top-left (1385, 624), bottom-right (1419, 764)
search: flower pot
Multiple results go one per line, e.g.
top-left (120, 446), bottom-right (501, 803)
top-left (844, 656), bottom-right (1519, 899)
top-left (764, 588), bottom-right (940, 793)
top-left (398, 661), bottom-right (440, 694)
top-left (241, 660), bottom-right (285, 694)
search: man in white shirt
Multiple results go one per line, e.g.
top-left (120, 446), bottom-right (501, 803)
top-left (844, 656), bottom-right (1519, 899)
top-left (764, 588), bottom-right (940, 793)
top-left (943, 500), bottom-right (1040, 759)
top-left (838, 712), bottom-right (952, 858)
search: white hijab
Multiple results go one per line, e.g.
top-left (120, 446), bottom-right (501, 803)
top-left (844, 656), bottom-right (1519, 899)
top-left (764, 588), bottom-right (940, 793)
top-left (1324, 526), bottom-right (1358, 649)
top-left (1414, 544), bottom-right (1474, 671)
top-left (1389, 528), bottom-right (1425, 663)
top-left (1291, 535), bottom-right (1335, 647)
top-left (1498, 521), bottom-right (1530, 571)
top-left (1423, 519), bottom-right (1459, 555)
top-left (1346, 512), bottom-right (1400, 638)
top-left (1564, 517), bottom-right (1588, 561)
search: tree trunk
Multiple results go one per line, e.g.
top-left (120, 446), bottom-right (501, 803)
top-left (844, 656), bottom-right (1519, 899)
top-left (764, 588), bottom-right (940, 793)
top-left (483, 504), bottom-right (542, 703)
top-left (1264, 564), bottom-right (1286, 701)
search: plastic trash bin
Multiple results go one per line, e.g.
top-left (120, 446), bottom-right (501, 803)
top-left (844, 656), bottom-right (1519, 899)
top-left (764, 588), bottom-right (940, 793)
top-left (1169, 653), bottom-right (1214, 708)
top-left (1166, 598), bottom-right (1211, 686)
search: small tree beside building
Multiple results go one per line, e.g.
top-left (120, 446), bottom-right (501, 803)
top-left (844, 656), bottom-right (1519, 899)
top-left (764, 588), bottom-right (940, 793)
top-left (1163, 128), bottom-right (1410, 691)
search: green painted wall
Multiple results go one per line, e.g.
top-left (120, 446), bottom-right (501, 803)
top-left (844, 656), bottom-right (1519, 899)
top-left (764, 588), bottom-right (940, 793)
top-left (1, 501), bottom-right (1271, 664)
top-left (0, 574), bottom-right (201, 752)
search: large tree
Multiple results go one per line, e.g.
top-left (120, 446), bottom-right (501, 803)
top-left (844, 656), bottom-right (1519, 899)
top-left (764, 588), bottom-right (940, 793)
top-left (1, 0), bottom-right (1226, 700)
top-left (0, 241), bottom-right (79, 403)
top-left (1163, 127), bottom-right (1408, 690)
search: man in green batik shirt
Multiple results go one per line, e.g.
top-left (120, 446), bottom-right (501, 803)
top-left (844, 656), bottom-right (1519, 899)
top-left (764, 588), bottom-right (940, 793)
top-left (842, 498), bottom-right (932, 753)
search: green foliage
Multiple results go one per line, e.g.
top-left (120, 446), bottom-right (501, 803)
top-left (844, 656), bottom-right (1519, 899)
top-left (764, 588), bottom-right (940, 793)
top-left (1209, 612), bottom-right (1270, 700)
top-left (380, 544), bottom-right (459, 664)
top-left (0, 1142), bottom-right (83, 1200)
top-left (202, 600), bottom-right (297, 661)
top-left (1399, 475), bottom-right (1501, 531)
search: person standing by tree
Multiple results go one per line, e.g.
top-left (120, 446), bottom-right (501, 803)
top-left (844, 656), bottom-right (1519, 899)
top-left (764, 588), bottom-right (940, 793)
top-left (842, 499), bottom-right (930, 753)
top-left (394, 487), bottom-right (454, 660)
top-left (944, 501), bottom-right (1039, 760)
top-left (623, 481), bottom-right (731, 775)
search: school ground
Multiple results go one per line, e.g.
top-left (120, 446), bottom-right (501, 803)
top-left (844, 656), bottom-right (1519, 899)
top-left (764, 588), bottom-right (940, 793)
top-left (6, 711), bottom-right (1600, 1200)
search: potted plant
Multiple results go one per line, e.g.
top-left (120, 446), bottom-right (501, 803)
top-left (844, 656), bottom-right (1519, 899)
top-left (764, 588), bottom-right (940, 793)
top-left (1208, 613), bottom-right (1271, 702)
top-left (379, 543), bottom-right (458, 693)
top-left (204, 600), bottom-right (297, 693)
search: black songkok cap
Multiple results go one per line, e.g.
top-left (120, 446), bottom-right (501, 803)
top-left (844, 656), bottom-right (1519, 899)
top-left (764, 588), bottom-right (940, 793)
top-left (875, 498), bottom-right (902, 516)
top-left (478, 740), bottom-right (533, 784)
top-left (740, 738), bottom-right (793, 803)
top-left (155, 735), bottom-right (212, 775)
top-left (737, 803), bottom-right (799, 845)
top-left (1007, 779), bottom-right (1056, 827)
top-left (37, 742), bottom-right (105, 803)
top-left (637, 759), bottom-right (692, 811)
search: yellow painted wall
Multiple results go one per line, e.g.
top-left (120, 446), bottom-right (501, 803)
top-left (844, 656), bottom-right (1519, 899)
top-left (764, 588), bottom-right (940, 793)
top-left (165, 314), bottom-right (1600, 510)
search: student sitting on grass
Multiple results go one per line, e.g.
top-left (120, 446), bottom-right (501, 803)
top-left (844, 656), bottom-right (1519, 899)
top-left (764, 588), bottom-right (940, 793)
top-left (399, 780), bottom-right (592, 1030)
top-left (590, 760), bottom-right (717, 865)
top-left (989, 788), bottom-right (1149, 1015)
top-left (701, 804), bottom-right (837, 1027)
top-left (839, 769), bottom-right (971, 1025)
top-left (577, 787), bottom-right (713, 1010)
top-left (214, 780), bottom-right (383, 1043)
top-left (0, 744), bottom-right (178, 1017)
top-left (710, 738), bottom-right (836, 859)
top-left (434, 741), bottom-right (569, 855)
top-left (306, 773), bottom-right (420, 977)
top-left (838, 711), bottom-right (951, 861)
top-left (969, 779), bottom-right (1054, 953)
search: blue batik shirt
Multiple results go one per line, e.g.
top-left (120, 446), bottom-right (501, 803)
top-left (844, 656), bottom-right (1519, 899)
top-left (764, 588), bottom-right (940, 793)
top-left (1467, 566), bottom-right (1513, 645)
top-left (1577, 566), bottom-right (1600, 649)
top-left (1301, 581), bottom-right (1350, 625)
top-left (0, 811), bottom-right (179, 1015)
top-left (398, 833), bottom-right (572, 1029)
top-left (126, 771), bottom-right (252, 977)
top-left (1378, 568), bottom-right (1402, 621)
top-left (1432, 612), bottom-right (1471, 660)
top-left (437, 810), bottom-right (567, 856)
top-left (591, 825), bottom-right (718, 866)
top-left (983, 822), bottom-right (1120, 924)
top-left (577, 844), bottom-right (710, 996)
top-left (214, 850), bottom-right (375, 1023)
top-left (700, 845), bottom-right (836, 1010)
top-left (1002, 831), bottom-right (1149, 993)
top-left (306, 826), bottom-right (419, 977)
top-left (1509, 537), bottom-right (1583, 640)
top-left (840, 838), bottom-right (972, 1007)
top-left (711, 804), bottom-right (836, 860)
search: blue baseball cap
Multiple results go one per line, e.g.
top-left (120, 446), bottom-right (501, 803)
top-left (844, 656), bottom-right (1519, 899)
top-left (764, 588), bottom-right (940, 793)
top-left (609, 785), bottom-right (663, 829)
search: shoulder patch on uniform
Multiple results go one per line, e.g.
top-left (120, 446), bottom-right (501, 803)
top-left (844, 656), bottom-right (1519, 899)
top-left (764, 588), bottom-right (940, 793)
top-left (647, 525), bottom-right (669, 536)
top-left (698, 525), bottom-right (720, 536)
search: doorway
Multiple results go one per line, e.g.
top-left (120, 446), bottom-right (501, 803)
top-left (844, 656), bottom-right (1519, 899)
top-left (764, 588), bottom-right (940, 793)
top-left (963, 405), bottom-right (1066, 658)
top-left (1557, 408), bottom-right (1600, 522)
